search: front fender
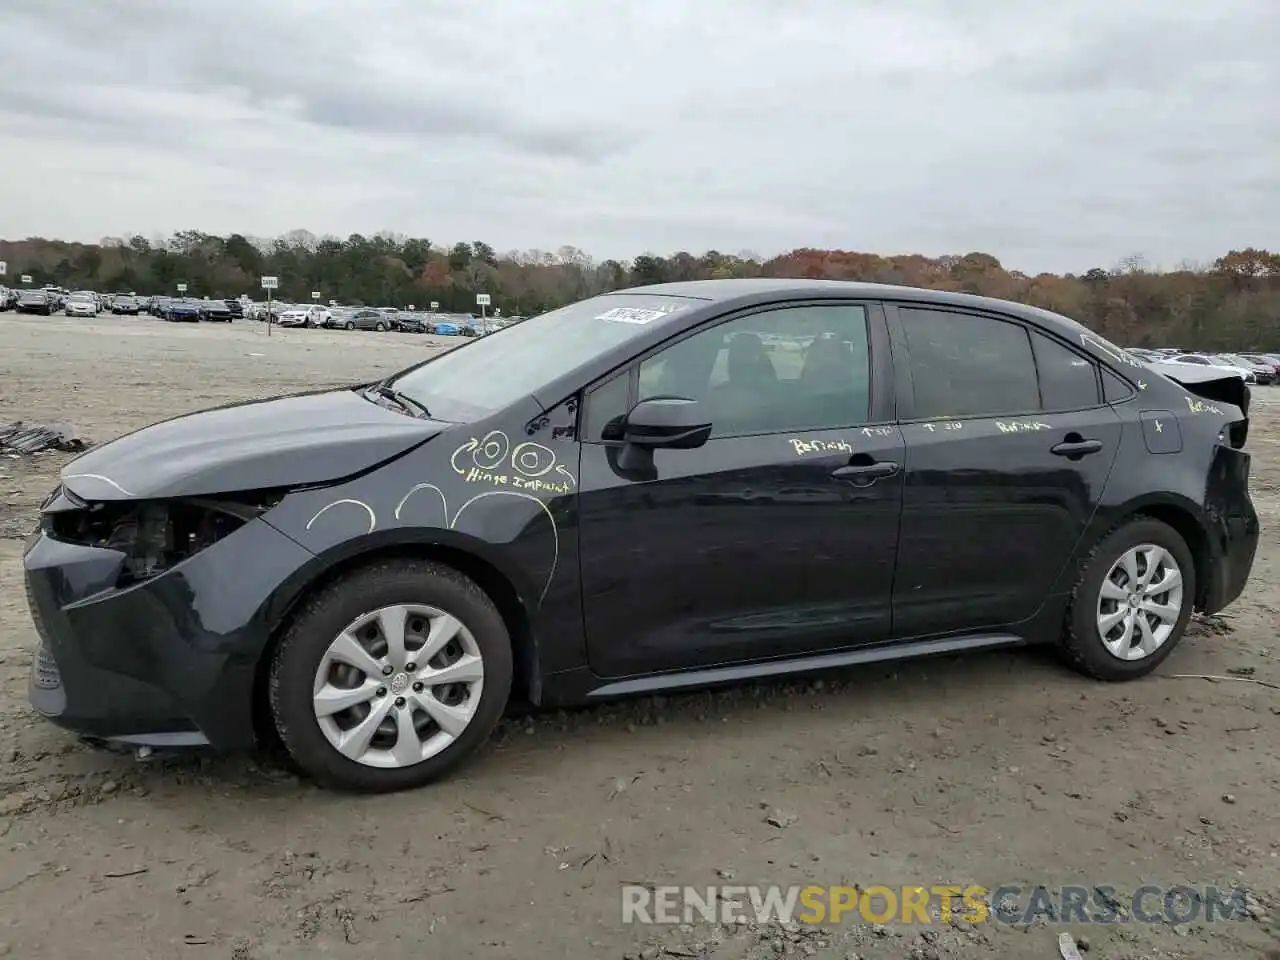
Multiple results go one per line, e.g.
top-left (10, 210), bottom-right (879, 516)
top-left (260, 475), bottom-right (556, 617)
top-left (264, 518), bottom-right (546, 618)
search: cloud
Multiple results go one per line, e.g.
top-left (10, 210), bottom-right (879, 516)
top-left (0, 0), bottom-right (1275, 272)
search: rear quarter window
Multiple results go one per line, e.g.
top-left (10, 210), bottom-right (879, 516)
top-left (1102, 368), bottom-right (1135, 403)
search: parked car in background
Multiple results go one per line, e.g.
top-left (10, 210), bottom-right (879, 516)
top-left (200, 299), bottom-right (234, 322)
top-left (224, 299), bottom-right (244, 320)
top-left (1164, 354), bottom-right (1254, 382)
top-left (1242, 354), bottom-right (1280, 378)
top-left (164, 298), bottom-right (203, 322)
top-left (323, 308), bottom-right (352, 329)
top-left (111, 295), bottom-right (140, 315)
top-left (277, 304), bottom-right (331, 328)
top-left (1213, 353), bottom-right (1275, 385)
top-left (63, 295), bottom-right (99, 318)
top-left (393, 312), bottom-right (431, 333)
top-left (148, 296), bottom-right (171, 317)
top-left (16, 290), bottom-right (54, 315)
top-left (340, 308), bottom-right (393, 331)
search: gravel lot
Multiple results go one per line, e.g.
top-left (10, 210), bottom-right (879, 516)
top-left (1, 314), bottom-right (1278, 960)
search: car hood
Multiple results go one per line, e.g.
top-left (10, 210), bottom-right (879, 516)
top-left (60, 388), bottom-right (448, 501)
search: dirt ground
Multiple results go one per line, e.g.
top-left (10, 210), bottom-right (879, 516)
top-left (1, 314), bottom-right (1278, 960)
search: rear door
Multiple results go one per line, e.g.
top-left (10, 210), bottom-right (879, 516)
top-left (886, 304), bottom-right (1123, 638)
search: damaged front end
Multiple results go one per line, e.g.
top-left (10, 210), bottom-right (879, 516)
top-left (24, 483), bottom-right (316, 750)
top-left (39, 485), bottom-right (283, 588)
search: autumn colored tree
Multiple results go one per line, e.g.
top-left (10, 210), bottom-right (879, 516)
top-left (0, 233), bottom-right (1275, 349)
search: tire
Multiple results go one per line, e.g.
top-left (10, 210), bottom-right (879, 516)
top-left (268, 560), bottom-right (513, 792)
top-left (375, 321), bottom-right (386, 332)
top-left (345, 321), bottom-right (355, 330)
top-left (1060, 517), bottom-right (1196, 681)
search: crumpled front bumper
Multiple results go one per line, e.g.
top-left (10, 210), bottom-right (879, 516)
top-left (23, 515), bottom-right (315, 749)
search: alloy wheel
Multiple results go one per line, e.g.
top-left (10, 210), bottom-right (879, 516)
top-left (1095, 543), bottom-right (1184, 661)
top-left (311, 604), bottom-right (485, 768)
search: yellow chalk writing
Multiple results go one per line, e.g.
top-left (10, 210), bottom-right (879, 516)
top-left (994, 420), bottom-right (1051, 434)
top-left (462, 467), bottom-right (571, 495)
top-left (1185, 396), bottom-right (1222, 416)
top-left (790, 438), bottom-right (853, 456)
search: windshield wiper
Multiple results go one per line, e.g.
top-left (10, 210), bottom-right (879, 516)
top-left (366, 383), bottom-right (431, 418)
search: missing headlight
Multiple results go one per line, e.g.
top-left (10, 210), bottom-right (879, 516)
top-left (44, 492), bottom-right (282, 585)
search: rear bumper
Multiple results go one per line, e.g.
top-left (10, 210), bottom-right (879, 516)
top-left (1200, 446), bottom-right (1260, 614)
top-left (23, 516), bottom-right (315, 749)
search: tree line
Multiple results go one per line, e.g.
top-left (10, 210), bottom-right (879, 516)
top-left (1, 231), bottom-right (1276, 349)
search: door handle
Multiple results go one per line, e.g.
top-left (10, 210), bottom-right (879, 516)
top-left (832, 460), bottom-right (899, 482)
top-left (1050, 438), bottom-right (1103, 457)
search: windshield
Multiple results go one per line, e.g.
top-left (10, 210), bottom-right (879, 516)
top-left (390, 292), bottom-right (703, 421)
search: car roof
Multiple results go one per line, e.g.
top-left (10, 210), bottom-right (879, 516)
top-left (618, 278), bottom-right (1090, 338)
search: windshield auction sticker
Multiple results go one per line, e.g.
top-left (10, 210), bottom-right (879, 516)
top-left (595, 305), bottom-right (683, 325)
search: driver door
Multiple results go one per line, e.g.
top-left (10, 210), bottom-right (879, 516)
top-left (576, 300), bottom-right (903, 678)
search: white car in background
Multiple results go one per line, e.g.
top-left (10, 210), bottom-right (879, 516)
top-left (1150, 352), bottom-right (1254, 383)
top-left (276, 304), bottom-right (331, 328)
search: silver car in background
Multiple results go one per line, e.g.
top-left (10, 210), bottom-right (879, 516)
top-left (63, 295), bottom-right (98, 317)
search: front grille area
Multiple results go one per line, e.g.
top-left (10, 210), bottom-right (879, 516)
top-left (33, 646), bottom-right (61, 690)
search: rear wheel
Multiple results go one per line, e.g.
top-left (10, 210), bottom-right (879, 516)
top-left (1061, 518), bottom-right (1195, 680)
top-left (375, 321), bottom-right (386, 332)
top-left (268, 560), bottom-right (512, 792)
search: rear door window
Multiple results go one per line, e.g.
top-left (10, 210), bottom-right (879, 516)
top-left (896, 308), bottom-right (1040, 419)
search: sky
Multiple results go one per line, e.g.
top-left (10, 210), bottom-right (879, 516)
top-left (1, 0), bottom-right (1276, 273)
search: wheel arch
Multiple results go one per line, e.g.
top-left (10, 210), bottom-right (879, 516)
top-left (1074, 494), bottom-right (1213, 611)
top-left (250, 539), bottom-right (541, 747)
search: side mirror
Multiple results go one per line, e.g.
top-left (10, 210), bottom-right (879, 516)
top-left (622, 397), bottom-right (712, 449)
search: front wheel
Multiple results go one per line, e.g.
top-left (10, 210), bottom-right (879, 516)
top-left (268, 560), bottom-right (513, 792)
top-left (1060, 517), bottom-right (1195, 681)
top-left (375, 321), bottom-right (386, 332)
top-left (345, 321), bottom-right (355, 330)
